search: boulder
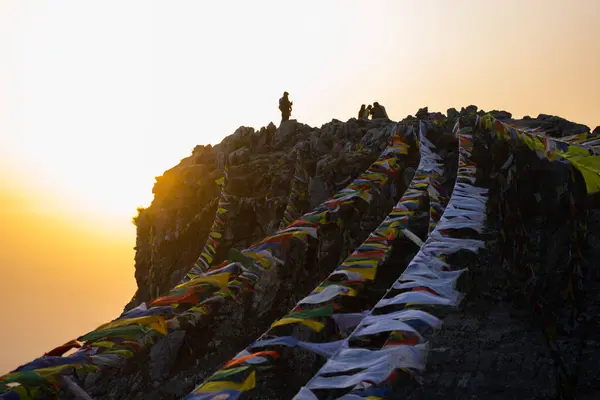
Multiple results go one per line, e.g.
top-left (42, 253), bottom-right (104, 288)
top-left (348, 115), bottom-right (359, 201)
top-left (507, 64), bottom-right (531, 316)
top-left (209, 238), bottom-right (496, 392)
top-left (461, 105), bottom-right (478, 114)
top-left (228, 146), bottom-right (251, 166)
top-left (416, 107), bottom-right (429, 119)
top-left (309, 132), bottom-right (330, 155)
top-left (535, 114), bottom-right (590, 138)
top-left (489, 110), bottom-right (513, 120)
top-left (315, 156), bottom-right (333, 176)
top-left (192, 145), bottom-right (214, 165)
top-left (149, 331), bottom-right (186, 380)
top-left (276, 120), bottom-right (298, 143)
top-left (213, 126), bottom-right (254, 155)
top-left (307, 176), bottom-right (330, 208)
top-left (447, 108), bottom-right (460, 120)
top-left (428, 112), bottom-right (446, 122)
top-left (360, 127), bottom-right (388, 148)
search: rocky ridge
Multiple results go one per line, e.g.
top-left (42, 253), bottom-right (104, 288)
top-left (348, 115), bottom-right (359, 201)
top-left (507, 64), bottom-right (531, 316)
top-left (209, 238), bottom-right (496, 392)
top-left (2, 105), bottom-right (598, 400)
top-left (108, 107), bottom-right (598, 399)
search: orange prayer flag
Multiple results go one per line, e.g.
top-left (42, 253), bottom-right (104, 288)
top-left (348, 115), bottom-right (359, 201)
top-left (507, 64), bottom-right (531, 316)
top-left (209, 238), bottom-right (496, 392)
top-left (222, 351), bottom-right (279, 369)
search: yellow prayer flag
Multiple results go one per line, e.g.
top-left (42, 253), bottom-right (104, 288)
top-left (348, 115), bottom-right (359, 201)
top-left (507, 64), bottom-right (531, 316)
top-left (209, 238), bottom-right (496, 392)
top-left (90, 341), bottom-right (115, 349)
top-left (362, 242), bottom-right (388, 249)
top-left (243, 252), bottom-right (273, 268)
top-left (341, 259), bottom-right (379, 267)
top-left (33, 364), bottom-right (85, 381)
top-left (338, 267), bottom-right (377, 280)
top-left (187, 305), bottom-right (209, 315)
top-left (270, 317), bottom-right (325, 332)
top-left (563, 154), bottom-right (600, 194)
top-left (173, 272), bottom-right (231, 291)
top-left (96, 315), bottom-right (167, 336)
top-left (195, 371), bottom-right (256, 393)
top-left (565, 145), bottom-right (594, 157)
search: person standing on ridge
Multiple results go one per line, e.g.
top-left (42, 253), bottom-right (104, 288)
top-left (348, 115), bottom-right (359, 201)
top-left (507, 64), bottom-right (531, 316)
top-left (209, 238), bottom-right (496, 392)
top-left (357, 104), bottom-right (365, 119)
top-left (358, 104), bottom-right (367, 119)
top-left (279, 91), bottom-right (293, 122)
top-left (371, 101), bottom-right (389, 119)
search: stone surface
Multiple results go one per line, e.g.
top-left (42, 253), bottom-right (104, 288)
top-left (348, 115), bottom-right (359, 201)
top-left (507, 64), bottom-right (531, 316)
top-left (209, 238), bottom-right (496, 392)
top-left (227, 146), bottom-right (250, 166)
top-left (447, 107), bottom-right (459, 120)
top-left (307, 176), bottom-right (330, 208)
top-left (488, 109), bottom-right (513, 120)
top-left (149, 330), bottom-right (186, 380)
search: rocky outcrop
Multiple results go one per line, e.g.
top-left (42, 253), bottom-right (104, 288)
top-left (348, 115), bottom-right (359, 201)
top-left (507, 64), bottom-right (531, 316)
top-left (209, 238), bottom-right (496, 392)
top-left (3, 106), bottom-right (599, 400)
top-left (118, 108), bottom-right (598, 399)
top-left (127, 118), bottom-right (395, 311)
top-left (84, 117), bottom-right (411, 400)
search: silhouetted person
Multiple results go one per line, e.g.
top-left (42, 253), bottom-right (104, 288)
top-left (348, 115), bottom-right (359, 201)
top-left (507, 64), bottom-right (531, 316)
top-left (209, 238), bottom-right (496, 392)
top-left (358, 104), bottom-right (367, 119)
top-left (371, 101), bottom-right (389, 119)
top-left (279, 91), bottom-right (293, 122)
top-left (366, 104), bottom-right (372, 119)
top-left (358, 104), bottom-right (371, 119)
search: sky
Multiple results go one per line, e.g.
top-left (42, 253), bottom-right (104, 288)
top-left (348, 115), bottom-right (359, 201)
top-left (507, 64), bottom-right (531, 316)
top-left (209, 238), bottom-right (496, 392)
top-left (0, 0), bottom-right (598, 374)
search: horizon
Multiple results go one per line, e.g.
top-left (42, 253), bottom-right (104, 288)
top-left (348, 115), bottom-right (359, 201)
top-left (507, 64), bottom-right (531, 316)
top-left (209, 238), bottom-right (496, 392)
top-left (1, 0), bottom-right (599, 374)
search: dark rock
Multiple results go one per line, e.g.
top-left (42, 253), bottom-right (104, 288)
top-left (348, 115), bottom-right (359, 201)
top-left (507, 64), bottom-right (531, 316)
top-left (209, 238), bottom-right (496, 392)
top-left (447, 108), bottom-right (459, 120)
top-left (149, 330), bottom-right (186, 380)
top-left (535, 113), bottom-right (590, 137)
top-left (228, 146), bottom-right (250, 166)
top-left (192, 145), bottom-right (214, 164)
top-left (465, 105), bottom-right (478, 114)
top-left (276, 119), bottom-right (298, 141)
top-left (489, 110), bottom-right (513, 120)
top-left (307, 176), bottom-right (330, 208)
top-left (249, 128), bottom-right (269, 152)
top-left (428, 112), bottom-right (446, 121)
top-left (410, 107), bottom-right (446, 123)
top-left (416, 107), bottom-right (429, 119)
top-left (215, 126), bottom-right (255, 155)
top-left (360, 126), bottom-right (391, 150)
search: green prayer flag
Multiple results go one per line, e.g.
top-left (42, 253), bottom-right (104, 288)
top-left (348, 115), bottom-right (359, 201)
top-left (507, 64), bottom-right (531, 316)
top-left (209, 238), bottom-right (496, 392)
top-left (283, 305), bottom-right (334, 320)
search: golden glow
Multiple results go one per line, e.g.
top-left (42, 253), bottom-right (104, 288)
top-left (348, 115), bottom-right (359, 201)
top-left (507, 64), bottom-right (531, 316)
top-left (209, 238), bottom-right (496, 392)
top-left (0, 0), bottom-right (599, 373)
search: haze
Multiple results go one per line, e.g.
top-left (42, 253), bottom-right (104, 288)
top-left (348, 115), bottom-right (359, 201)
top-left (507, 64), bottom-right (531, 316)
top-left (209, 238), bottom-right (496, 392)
top-left (0, 0), bottom-right (598, 374)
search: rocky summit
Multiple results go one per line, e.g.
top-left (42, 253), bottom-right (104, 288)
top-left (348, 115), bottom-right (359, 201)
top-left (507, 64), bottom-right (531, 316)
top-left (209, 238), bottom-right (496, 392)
top-left (2, 106), bottom-right (600, 400)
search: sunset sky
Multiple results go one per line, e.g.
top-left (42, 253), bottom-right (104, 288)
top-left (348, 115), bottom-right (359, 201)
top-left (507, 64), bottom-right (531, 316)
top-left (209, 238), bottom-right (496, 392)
top-left (0, 0), bottom-right (598, 373)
